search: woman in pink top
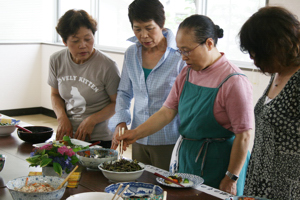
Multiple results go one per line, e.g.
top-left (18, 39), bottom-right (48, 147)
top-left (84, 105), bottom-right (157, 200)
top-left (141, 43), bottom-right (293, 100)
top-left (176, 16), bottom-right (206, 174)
top-left (117, 15), bottom-right (253, 195)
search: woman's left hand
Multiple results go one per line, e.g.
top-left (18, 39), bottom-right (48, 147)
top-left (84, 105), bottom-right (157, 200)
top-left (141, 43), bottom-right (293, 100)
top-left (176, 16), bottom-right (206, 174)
top-left (219, 176), bottom-right (237, 195)
top-left (74, 117), bottom-right (96, 141)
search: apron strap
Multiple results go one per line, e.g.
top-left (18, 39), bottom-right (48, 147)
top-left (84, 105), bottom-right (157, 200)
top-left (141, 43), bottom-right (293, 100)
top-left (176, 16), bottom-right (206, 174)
top-left (217, 73), bottom-right (246, 88)
top-left (186, 68), bottom-right (191, 82)
top-left (183, 137), bottom-right (228, 176)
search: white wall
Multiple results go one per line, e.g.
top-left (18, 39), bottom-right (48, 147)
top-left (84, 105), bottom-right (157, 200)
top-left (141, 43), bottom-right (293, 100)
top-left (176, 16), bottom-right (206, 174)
top-left (0, 44), bottom-right (42, 110)
top-left (269, 0), bottom-right (300, 15)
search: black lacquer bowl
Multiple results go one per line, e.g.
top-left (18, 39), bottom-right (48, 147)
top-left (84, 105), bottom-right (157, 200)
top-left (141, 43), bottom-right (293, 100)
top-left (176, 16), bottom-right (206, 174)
top-left (17, 126), bottom-right (53, 143)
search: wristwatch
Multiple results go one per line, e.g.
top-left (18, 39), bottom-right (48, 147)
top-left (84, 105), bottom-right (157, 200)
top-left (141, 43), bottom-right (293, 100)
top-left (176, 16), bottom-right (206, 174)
top-left (226, 171), bottom-right (239, 181)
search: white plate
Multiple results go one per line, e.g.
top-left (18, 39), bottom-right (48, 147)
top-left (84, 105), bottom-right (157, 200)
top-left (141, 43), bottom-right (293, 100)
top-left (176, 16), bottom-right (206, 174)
top-left (66, 192), bottom-right (123, 200)
top-left (156, 173), bottom-right (204, 188)
top-left (33, 139), bottom-right (101, 148)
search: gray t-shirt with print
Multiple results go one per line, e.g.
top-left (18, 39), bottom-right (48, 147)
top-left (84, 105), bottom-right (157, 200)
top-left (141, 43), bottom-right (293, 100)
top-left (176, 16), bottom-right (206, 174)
top-left (48, 48), bottom-right (120, 141)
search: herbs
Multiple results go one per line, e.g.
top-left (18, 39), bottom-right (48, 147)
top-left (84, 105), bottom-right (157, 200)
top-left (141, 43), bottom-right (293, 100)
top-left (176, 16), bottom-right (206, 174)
top-left (57, 135), bottom-right (89, 152)
top-left (101, 159), bottom-right (142, 172)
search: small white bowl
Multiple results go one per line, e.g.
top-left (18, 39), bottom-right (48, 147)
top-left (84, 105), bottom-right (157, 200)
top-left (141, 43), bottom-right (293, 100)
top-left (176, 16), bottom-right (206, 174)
top-left (67, 192), bottom-right (124, 200)
top-left (76, 148), bottom-right (118, 170)
top-left (6, 176), bottom-right (68, 200)
top-left (0, 118), bottom-right (19, 136)
top-left (99, 160), bottom-right (145, 182)
top-left (0, 125), bottom-right (17, 137)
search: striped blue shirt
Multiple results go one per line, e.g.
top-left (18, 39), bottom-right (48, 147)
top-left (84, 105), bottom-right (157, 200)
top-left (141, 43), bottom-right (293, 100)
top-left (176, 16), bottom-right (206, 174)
top-left (110, 29), bottom-right (185, 145)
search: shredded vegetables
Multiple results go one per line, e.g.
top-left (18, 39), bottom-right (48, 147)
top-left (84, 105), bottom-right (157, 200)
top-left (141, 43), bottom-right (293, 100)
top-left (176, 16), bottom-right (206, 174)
top-left (15, 182), bottom-right (55, 193)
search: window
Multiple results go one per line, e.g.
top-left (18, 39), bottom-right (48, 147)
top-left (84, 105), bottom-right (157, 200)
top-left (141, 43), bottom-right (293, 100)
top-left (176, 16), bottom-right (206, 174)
top-left (205, 0), bottom-right (266, 63)
top-left (57, 0), bottom-right (91, 43)
top-left (0, 0), bottom-right (266, 66)
top-left (97, 0), bottom-right (133, 50)
top-left (0, 0), bottom-right (55, 42)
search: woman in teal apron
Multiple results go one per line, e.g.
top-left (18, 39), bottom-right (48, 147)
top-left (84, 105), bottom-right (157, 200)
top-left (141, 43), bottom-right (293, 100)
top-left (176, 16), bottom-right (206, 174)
top-left (175, 69), bottom-right (250, 195)
top-left (117, 15), bottom-right (253, 196)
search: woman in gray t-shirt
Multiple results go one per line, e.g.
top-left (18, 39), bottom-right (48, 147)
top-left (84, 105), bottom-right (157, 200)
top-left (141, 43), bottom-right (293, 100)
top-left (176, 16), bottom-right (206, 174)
top-left (48, 9), bottom-right (120, 148)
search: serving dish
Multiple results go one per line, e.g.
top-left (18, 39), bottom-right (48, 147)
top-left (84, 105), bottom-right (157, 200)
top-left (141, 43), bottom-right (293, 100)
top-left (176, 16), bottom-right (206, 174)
top-left (33, 139), bottom-right (101, 148)
top-left (6, 175), bottom-right (68, 200)
top-left (105, 182), bottom-right (163, 200)
top-left (99, 160), bottom-right (145, 182)
top-left (156, 173), bottom-right (204, 188)
top-left (17, 126), bottom-right (53, 143)
top-left (66, 192), bottom-right (124, 200)
top-left (76, 148), bottom-right (118, 170)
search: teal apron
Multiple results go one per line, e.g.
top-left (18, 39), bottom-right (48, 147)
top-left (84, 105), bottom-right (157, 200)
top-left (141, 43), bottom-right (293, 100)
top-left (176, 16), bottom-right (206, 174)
top-left (177, 68), bottom-right (249, 195)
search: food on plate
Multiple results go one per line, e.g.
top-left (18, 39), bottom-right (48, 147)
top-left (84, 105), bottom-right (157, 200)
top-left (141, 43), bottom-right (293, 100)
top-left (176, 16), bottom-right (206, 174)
top-left (77, 149), bottom-right (115, 159)
top-left (15, 182), bottom-right (55, 193)
top-left (0, 122), bottom-right (13, 126)
top-left (0, 118), bottom-right (20, 125)
top-left (52, 136), bottom-right (89, 152)
top-left (164, 175), bottom-right (189, 184)
top-left (101, 159), bottom-right (142, 172)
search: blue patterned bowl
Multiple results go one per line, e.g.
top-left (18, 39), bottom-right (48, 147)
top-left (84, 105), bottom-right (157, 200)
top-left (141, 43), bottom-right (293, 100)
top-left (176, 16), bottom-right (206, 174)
top-left (105, 182), bottom-right (164, 200)
top-left (6, 176), bottom-right (67, 200)
top-left (76, 148), bottom-right (118, 170)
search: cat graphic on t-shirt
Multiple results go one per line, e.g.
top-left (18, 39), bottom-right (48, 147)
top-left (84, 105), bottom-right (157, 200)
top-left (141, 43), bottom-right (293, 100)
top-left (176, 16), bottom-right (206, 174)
top-left (66, 86), bottom-right (86, 119)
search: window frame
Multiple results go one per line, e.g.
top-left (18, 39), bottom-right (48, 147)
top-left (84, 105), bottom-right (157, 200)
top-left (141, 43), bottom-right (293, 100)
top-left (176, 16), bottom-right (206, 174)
top-left (54, 0), bottom-right (266, 69)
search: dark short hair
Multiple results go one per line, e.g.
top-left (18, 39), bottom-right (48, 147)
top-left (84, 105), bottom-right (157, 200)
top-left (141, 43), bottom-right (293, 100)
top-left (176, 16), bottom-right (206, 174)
top-left (239, 6), bottom-right (300, 73)
top-left (178, 14), bottom-right (224, 46)
top-left (128, 0), bottom-right (165, 28)
top-left (56, 9), bottom-right (97, 43)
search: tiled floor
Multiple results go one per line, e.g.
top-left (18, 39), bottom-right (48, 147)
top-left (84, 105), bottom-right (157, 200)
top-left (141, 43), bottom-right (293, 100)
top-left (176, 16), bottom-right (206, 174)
top-left (12, 114), bottom-right (132, 159)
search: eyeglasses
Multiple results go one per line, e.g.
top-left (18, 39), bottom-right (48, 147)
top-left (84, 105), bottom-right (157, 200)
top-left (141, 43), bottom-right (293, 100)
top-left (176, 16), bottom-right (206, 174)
top-left (176, 38), bottom-right (208, 57)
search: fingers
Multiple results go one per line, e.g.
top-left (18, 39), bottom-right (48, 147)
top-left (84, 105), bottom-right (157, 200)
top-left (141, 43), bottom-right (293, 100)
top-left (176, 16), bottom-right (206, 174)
top-left (56, 129), bottom-right (71, 140)
top-left (74, 130), bottom-right (86, 141)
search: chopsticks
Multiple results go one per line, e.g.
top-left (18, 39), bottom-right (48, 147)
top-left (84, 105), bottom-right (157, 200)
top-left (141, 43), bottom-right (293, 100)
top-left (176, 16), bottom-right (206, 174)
top-left (16, 125), bottom-right (32, 133)
top-left (163, 191), bottom-right (167, 200)
top-left (57, 165), bottom-right (78, 190)
top-left (118, 127), bottom-right (125, 161)
top-left (154, 172), bottom-right (184, 187)
top-left (111, 183), bottom-right (130, 200)
top-left (88, 141), bottom-right (101, 147)
top-left (116, 184), bottom-right (129, 200)
top-left (112, 183), bottom-right (123, 200)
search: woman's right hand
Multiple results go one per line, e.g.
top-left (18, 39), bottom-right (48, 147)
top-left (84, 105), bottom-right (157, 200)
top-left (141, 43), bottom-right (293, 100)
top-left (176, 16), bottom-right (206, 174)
top-left (111, 122), bottom-right (127, 150)
top-left (116, 129), bottom-right (139, 151)
top-left (56, 116), bottom-right (73, 140)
